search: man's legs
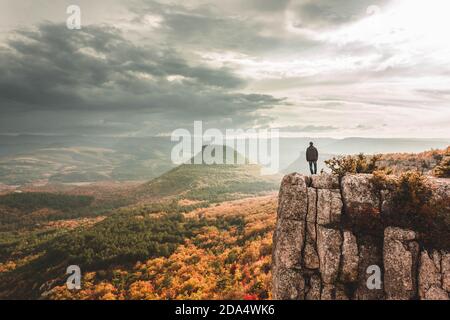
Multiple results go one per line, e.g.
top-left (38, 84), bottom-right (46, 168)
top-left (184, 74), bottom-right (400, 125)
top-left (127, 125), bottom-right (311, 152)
top-left (309, 161), bottom-right (314, 175)
top-left (313, 161), bottom-right (317, 174)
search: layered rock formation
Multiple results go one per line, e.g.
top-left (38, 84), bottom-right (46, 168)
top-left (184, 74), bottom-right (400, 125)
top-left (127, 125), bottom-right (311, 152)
top-left (272, 173), bottom-right (450, 300)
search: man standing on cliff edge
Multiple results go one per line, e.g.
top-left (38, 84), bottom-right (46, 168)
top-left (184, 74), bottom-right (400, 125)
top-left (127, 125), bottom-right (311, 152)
top-left (306, 142), bottom-right (318, 175)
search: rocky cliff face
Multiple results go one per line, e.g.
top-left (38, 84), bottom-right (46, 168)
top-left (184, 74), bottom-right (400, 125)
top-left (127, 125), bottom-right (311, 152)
top-left (272, 173), bottom-right (450, 300)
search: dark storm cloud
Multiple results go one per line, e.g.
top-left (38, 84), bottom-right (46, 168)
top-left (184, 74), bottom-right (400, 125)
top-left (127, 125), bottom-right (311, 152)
top-left (0, 22), bottom-right (285, 134)
top-left (1, 23), bottom-right (243, 109)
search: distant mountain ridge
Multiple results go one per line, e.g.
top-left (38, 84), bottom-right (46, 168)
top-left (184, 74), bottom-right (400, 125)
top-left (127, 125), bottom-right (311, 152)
top-left (139, 145), bottom-right (281, 202)
top-left (1, 135), bottom-right (449, 185)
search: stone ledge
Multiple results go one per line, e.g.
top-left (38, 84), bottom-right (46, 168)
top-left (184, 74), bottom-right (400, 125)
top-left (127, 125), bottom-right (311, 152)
top-left (273, 172), bottom-right (450, 300)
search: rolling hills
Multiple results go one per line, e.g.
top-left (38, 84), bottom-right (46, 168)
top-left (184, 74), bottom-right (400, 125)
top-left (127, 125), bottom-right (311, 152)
top-left (0, 148), bottom-right (281, 299)
top-left (0, 145), bottom-right (448, 300)
top-left (139, 164), bottom-right (280, 201)
top-left (1, 135), bottom-right (449, 185)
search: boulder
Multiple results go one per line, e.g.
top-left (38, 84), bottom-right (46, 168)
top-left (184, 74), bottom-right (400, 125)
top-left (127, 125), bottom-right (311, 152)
top-left (303, 241), bottom-right (320, 270)
top-left (423, 286), bottom-right (449, 300)
top-left (311, 173), bottom-right (340, 189)
top-left (442, 252), bottom-right (450, 292)
top-left (419, 250), bottom-right (442, 299)
top-left (341, 174), bottom-right (380, 219)
top-left (341, 231), bottom-right (359, 283)
top-left (278, 173), bottom-right (308, 221)
top-left (354, 241), bottom-right (384, 300)
top-left (320, 284), bottom-right (335, 300)
top-left (383, 227), bottom-right (419, 300)
top-left (305, 275), bottom-right (322, 300)
top-left (272, 219), bottom-right (305, 269)
top-left (317, 226), bottom-right (342, 284)
top-left (419, 250), bottom-right (449, 300)
top-left (317, 189), bottom-right (342, 225)
top-left (272, 267), bottom-right (305, 300)
top-left (429, 177), bottom-right (450, 208)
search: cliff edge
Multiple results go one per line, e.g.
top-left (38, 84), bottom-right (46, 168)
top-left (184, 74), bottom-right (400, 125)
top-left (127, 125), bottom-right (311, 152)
top-left (272, 173), bottom-right (450, 300)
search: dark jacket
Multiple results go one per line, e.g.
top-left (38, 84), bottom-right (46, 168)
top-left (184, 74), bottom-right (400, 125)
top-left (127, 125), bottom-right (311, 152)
top-left (306, 146), bottom-right (318, 162)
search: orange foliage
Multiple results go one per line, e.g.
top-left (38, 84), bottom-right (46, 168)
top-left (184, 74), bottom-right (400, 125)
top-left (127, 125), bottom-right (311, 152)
top-left (48, 195), bottom-right (277, 300)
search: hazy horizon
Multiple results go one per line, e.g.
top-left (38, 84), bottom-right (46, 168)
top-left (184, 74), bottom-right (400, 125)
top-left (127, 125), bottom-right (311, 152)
top-left (1, 133), bottom-right (450, 140)
top-left (0, 133), bottom-right (448, 185)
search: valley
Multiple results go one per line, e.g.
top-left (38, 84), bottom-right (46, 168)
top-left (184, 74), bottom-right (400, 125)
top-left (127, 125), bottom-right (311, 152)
top-left (0, 142), bottom-right (448, 299)
top-left (0, 152), bottom-right (280, 299)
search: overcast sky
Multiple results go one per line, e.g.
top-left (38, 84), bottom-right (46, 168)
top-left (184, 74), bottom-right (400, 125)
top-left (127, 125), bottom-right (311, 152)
top-left (1, 0), bottom-right (449, 138)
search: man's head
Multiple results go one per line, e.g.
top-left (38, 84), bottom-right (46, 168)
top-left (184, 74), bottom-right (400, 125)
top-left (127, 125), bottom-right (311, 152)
top-left (309, 142), bottom-right (314, 146)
